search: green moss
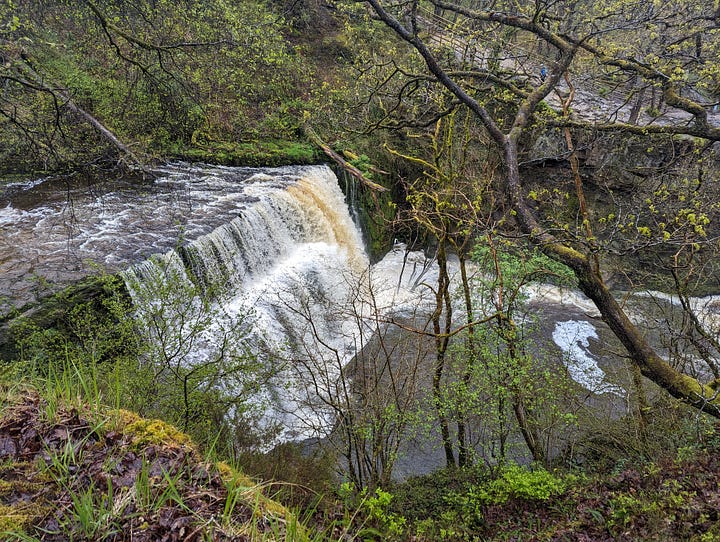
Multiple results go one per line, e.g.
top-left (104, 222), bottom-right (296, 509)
top-left (2, 273), bottom-right (133, 363)
top-left (215, 461), bottom-right (254, 487)
top-left (0, 462), bottom-right (50, 537)
top-left (123, 417), bottom-right (193, 449)
top-left (0, 478), bottom-right (46, 500)
top-left (360, 195), bottom-right (395, 259)
top-left (170, 140), bottom-right (321, 167)
top-left (0, 503), bottom-right (38, 534)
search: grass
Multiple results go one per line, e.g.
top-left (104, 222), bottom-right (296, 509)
top-left (0, 361), bottom-right (323, 541)
top-left (170, 140), bottom-right (321, 167)
top-left (6, 335), bottom-right (720, 541)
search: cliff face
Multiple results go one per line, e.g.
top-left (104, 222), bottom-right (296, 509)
top-left (0, 389), bottom-right (303, 541)
top-left (521, 127), bottom-right (720, 292)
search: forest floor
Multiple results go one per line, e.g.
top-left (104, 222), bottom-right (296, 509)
top-left (0, 389), bottom-right (303, 541)
top-left (481, 452), bottom-right (720, 540)
top-left (392, 431), bottom-right (720, 541)
top-left (3, 385), bottom-right (720, 540)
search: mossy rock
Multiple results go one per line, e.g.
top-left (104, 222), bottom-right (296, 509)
top-left (123, 416), bottom-right (194, 449)
top-left (172, 140), bottom-right (322, 167)
top-left (0, 274), bottom-right (132, 362)
top-left (0, 391), bottom-right (309, 540)
top-left (0, 462), bottom-right (51, 537)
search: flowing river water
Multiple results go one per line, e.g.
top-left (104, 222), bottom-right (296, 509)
top-left (3, 163), bottom-right (719, 466)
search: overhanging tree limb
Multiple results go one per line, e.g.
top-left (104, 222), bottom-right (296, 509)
top-left (15, 61), bottom-right (145, 171)
top-left (364, 0), bottom-right (720, 418)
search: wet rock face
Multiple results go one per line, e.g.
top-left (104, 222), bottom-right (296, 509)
top-left (522, 127), bottom-right (568, 167)
top-left (520, 127), bottom-right (720, 293)
top-left (524, 127), bottom-right (719, 191)
top-left (583, 134), bottom-right (697, 188)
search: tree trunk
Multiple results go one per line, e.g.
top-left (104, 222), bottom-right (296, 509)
top-left (431, 238), bottom-right (456, 468)
top-left (502, 137), bottom-right (720, 418)
top-left (457, 255), bottom-right (475, 467)
top-left (632, 363), bottom-right (649, 441)
top-left (629, 86), bottom-right (646, 125)
top-left (501, 317), bottom-right (546, 464)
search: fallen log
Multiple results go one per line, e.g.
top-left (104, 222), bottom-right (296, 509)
top-left (303, 124), bottom-right (388, 192)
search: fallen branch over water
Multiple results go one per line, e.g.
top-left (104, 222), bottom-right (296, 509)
top-left (12, 58), bottom-right (148, 173)
top-left (303, 124), bottom-right (388, 192)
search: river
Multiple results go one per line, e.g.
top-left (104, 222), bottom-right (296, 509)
top-left (3, 162), bottom-right (718, 471)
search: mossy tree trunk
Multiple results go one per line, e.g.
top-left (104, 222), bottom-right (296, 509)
top-left (366, 0), bottom-right (720, 420)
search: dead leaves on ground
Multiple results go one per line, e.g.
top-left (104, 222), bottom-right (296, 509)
top-left (0, 392), bottom-right (290, 541)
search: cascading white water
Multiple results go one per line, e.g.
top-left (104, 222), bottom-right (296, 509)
top-left (10, 161), bottom-right (720, 451)
top-left (123, 168), bottom-right (367, 295)
top-left (121, 165), bottom-right (371, 444)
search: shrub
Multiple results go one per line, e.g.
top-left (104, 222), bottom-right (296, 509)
top-left (479, 464), bottom-right (568, 504)
top-left (444, 463), bottom-right (569, 527)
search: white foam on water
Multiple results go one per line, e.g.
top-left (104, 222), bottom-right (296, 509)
top-left (523, 283), bottom-right (601, 317)
top-left (368, 244), bottom-right (441, 317)
top-left (123, 165), bottom-right (370, 446)
top-left (552, 320), bottom-right (624, 396)
top-left (0, 203), bottom-right (53, 227)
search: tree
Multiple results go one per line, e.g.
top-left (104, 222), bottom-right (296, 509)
top-left (465, 240), bottom-right (580, 465)
top-left (0, 0), bottom-right (314, 172)
top-left (263, 265), bottom-right (428, 490)
top-left (385, 105), bottom-right (495, 467)
top-left (121, 252), bottom-right (271, 451)
top-left (360, 0), bottom-right (720, 417)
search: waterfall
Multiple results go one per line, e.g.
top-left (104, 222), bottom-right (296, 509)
top-left (122, 165), bottom-right (370, 444)
top-left (124, 168), bottom-right (367, 297)
top-left (338, 168), bottom-right (362, 234)
top-left (9, 161), bottom-right (720, 466)
top-left (114, 164), bottom-right (654, 447)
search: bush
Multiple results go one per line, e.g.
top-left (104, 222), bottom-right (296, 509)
top-left (479, 464), bottom-right (568, 504)
top-left (338, 483), bottom-right (407, 540)
top-left (443, 463), bottom-right (569, 530)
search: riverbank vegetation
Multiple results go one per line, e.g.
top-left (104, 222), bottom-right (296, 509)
top-left (3, 253), bottom-right (720, 540)
top-left (4, 0), bottom-right (720, 539)
top-left (0, 0), bottom-right (365, 173)
top-left (2, 363), bottom-right (720, 540)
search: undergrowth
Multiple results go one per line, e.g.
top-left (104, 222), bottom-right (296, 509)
top-left (0, 362), bottom-right (328, 541)
top-left (3, 346), bottom-right (720, 541)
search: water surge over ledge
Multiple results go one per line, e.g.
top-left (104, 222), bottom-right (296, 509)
top-left (122, 165), bottom-right (370, 444)
top-left (119, 164), bottom-right (633, 444)
top-left (13, 162), bottom-right (713, 445)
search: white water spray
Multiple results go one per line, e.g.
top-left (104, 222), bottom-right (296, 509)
top-left (122, 165), bottom-right (369, 444)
